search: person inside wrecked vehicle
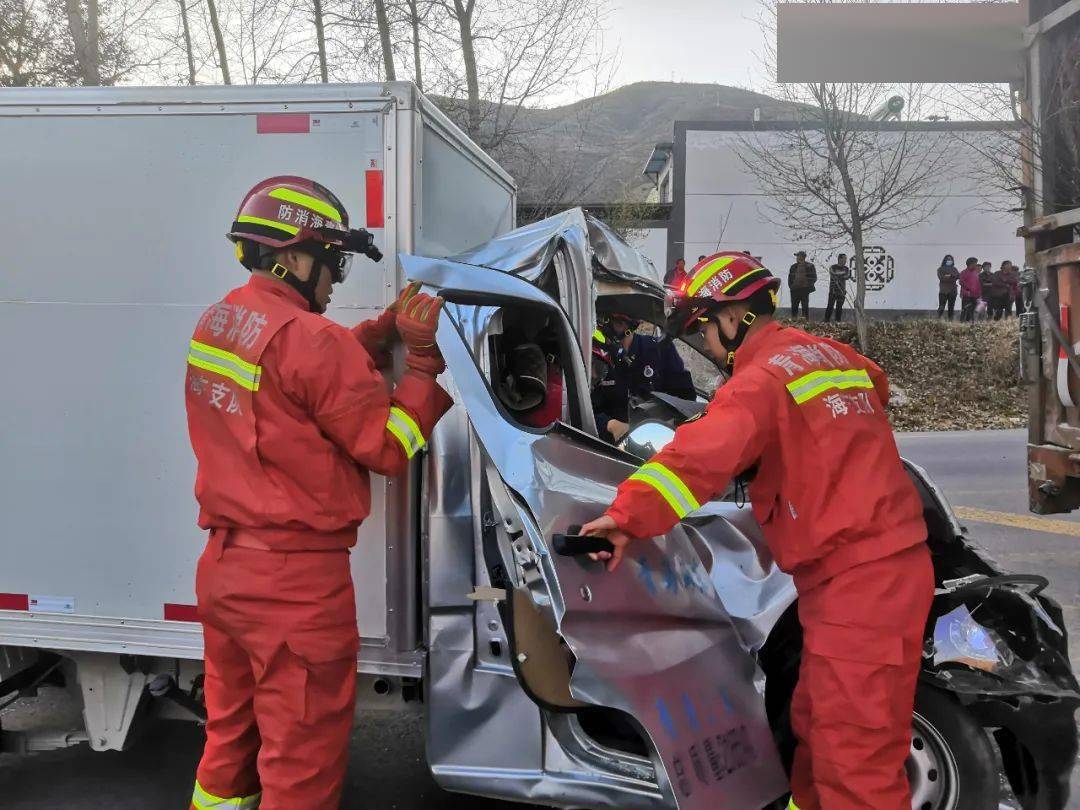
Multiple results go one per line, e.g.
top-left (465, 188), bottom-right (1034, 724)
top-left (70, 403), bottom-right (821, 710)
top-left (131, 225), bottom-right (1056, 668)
top-left (581, 252), bottom-right (932, 810)
top-left (184, 176), bottom-right (452, 810)
top-left (591, 310), bottom-right (696, 444)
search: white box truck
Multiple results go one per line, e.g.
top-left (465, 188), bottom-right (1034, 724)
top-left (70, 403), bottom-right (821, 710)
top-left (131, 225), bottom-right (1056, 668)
top-left (0, 80), bottom-right (514, 744)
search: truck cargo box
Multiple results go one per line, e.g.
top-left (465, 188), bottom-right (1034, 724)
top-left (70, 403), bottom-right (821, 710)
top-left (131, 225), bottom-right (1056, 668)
top-left (0, 82), bottom-right (515, 679)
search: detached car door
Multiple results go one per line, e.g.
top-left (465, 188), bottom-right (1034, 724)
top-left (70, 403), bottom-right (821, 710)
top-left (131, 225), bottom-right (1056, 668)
top-left (406, 255), bottom-right (788, 809)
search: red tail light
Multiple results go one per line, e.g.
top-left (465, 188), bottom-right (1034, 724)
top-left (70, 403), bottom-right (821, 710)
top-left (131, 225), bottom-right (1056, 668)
top-left (365, 170), bottom-right (384, 229)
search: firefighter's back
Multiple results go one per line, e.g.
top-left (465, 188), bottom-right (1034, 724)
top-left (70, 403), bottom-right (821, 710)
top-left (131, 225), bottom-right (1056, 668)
top-left (742, 323), bottom-right (926, 589)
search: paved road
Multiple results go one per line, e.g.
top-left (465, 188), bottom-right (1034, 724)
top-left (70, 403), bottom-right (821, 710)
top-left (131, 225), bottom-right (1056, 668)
top-left (0, 701), bottom-right (515, 809)
top-left (1, 429), bottom-right (1077, 808)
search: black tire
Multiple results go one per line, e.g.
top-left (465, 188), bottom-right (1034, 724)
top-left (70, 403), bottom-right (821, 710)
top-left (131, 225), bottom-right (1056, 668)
top-left (908, 685), bottom-right (1000, 810)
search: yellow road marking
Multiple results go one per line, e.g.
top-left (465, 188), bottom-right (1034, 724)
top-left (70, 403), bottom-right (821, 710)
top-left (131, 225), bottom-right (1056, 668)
top-left (953, 506), bottom-right (1080, 538)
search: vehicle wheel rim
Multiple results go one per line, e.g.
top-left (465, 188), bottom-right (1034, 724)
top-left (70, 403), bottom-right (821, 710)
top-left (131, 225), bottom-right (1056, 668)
top-left (907, 710), bottom-right (960, 810)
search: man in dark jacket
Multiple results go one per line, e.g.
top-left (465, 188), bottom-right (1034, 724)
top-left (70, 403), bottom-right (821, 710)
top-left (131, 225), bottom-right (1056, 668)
top-left (978, 260), bottom-right (995, 319)
top-left (936, 255), bottom-right (960, 320)
top-left (989, 262), bottom-right (1012, 320)
top-left (591, 312), bottom-right (696, 444)
top-left (788, 250), bottom-right (817, 319)
top-left (824, 253), bottom-right (851, 322)
top-left (664, 258), bottom-right (687, 290)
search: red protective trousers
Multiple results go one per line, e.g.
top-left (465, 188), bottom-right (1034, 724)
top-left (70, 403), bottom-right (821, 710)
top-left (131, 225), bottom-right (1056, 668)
top-left (788, 543), bottom-right (934, 810)
top-left (190, 530), bottom-right (359, 810)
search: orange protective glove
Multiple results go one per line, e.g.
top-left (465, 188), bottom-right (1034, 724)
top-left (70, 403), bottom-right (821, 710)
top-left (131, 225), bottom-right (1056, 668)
top-left (391, 281), bottom-right (422, 314)
top-left (397, 291), bottom-right (445, 376)
top-left (352, 282), bottom-right (422, 368)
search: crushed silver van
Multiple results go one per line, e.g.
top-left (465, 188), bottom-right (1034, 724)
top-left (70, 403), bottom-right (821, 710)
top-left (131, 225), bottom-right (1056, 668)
top-left (0, 81), bottom-right (1075, 807)
top-left (406, 209), bottom-right (1079, 809)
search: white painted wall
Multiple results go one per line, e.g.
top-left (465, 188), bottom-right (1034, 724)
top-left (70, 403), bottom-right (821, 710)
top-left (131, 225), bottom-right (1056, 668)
top-left (629, 227), bottom-right (669, 277)
top-left (680, 129), bottom-right (1023, 311)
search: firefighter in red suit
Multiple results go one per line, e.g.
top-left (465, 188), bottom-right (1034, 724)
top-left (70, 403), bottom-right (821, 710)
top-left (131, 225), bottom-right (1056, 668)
top-left (581, 252), bottom-right (933, 810)
top-left (184, 176), bottom-right (453, 810)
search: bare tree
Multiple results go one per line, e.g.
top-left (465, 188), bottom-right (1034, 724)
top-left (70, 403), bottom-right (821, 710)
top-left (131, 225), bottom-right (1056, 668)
top-left (63, 0), bottom-right (102, 83)
top-left (177, 0), bottom-right (196, 83)
top-left (401, 0), bottom-right (426, 89)
top-left (371, 0), bottom-right (394, 79)
top-left (213, 0), bottom-right (313, 84)
top-left (315, 0), bottom-right (385, 84)
top-left (442, 0), bottom-right (478, 131)
top-left (736, 82), bottom-right (949, 349)
top-left (740, 0), bottom-right (950, 350)
top-left (430, 0), bottom-right (608, 151)
top-left (344, 0), bottom-right (438, 88)
top-left (310, 0), bottom-right (327, 81)
top-left (146, 0), bottom-right (224, 84)
top-left (0, 0), bottom-right (60, 85)
top-left (932, 84), bottom-right (1026, 213)
top-left (204, 0), bottom-right (230, 82)
top-left (51, 0), bottom-right (163, 85)
top-left (938, 48), bottom-right (1080, 220)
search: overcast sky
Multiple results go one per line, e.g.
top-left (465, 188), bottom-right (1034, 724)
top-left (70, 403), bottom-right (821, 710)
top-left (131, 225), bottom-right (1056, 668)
top-left (602, 0), bottom-right (770, 93)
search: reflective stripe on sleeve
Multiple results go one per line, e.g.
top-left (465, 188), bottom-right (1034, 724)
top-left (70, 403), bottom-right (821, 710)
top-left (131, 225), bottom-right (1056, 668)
top-left (191, 781), bottom-right (262, 809)
top-left (627, 461), bottom-right (701, 519)
top-left (385, 405), bottom-right (426, 459)
top-left (785, 368), bottom-right (873, 405)
top-left (188, 340), bottom-right (262, 391)
top-left (787, 799), bottom-right (801, 810)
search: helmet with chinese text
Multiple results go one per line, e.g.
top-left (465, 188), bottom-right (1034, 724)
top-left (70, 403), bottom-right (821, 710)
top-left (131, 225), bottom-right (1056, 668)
top-left (228, 176), bottom-right (382, 272)
top-left (228, 176), bottom-right (353, 256)
top-left (666, 252), bottom-right (780, 338)
top-left (227, 176), bottom-right (386, 313)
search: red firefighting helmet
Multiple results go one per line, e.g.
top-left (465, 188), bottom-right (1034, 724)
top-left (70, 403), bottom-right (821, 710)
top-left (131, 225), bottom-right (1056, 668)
top-left (668, 252), bottom-right (780, 336)
top-left (228, 176), bottom-right (352, 254)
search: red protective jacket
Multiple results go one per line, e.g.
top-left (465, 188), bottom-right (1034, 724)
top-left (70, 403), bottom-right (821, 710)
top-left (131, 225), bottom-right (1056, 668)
top-left (186, 275), bottom-right (453, 551)
top-left (607, 320), bottom-right (926, 590)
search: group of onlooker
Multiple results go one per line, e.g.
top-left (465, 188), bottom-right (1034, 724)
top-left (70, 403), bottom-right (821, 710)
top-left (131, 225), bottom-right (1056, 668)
top-left (937, 255), bottom-right (1022, 322)
top-left (666, 251), bottom-right (1024, 324)
top-left (788, 251), bottom-right (853, 323)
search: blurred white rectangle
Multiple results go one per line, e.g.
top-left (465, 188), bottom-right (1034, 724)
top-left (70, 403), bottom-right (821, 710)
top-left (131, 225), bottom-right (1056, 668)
top-left (776, 1), bottom-right (1027, 83)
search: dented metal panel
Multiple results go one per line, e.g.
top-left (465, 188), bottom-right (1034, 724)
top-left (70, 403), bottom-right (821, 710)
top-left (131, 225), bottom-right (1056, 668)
top-left (411, 253), bottom-right (788, 808)
top-left (443, 207), bottom-right (664, 379)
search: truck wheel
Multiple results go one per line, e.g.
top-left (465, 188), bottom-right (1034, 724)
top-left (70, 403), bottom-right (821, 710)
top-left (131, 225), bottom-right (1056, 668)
top-left (907, 685), bottom-right (999, 810)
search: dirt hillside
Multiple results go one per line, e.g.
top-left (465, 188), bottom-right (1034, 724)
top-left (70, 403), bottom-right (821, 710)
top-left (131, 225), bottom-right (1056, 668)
top-left (681, 318), bottom-right (1025, 431)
